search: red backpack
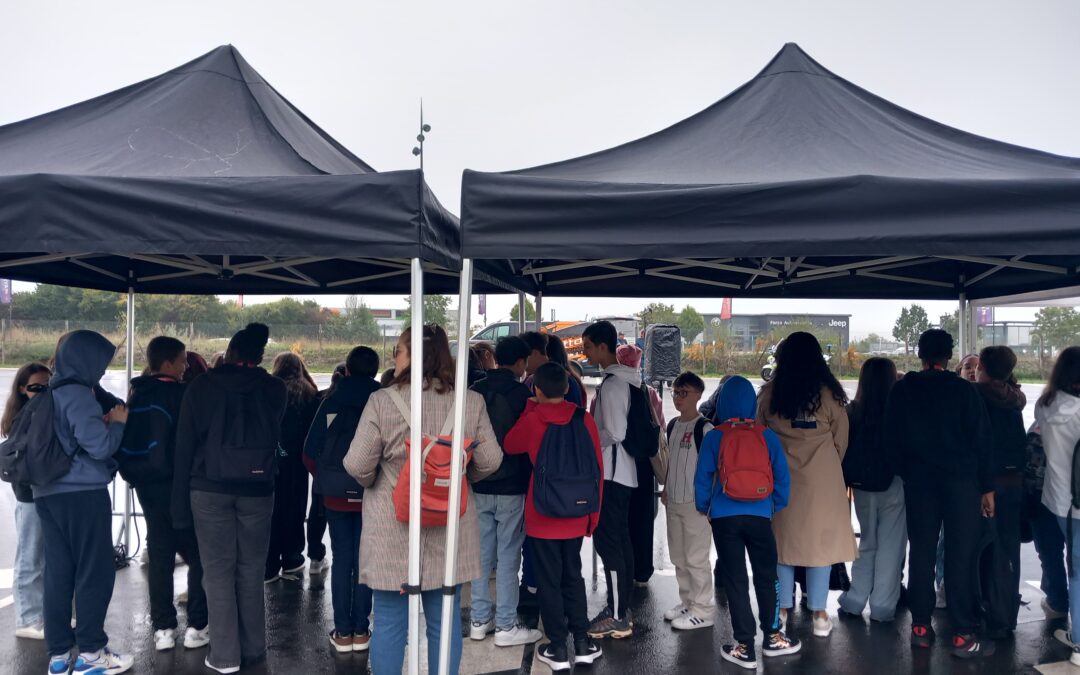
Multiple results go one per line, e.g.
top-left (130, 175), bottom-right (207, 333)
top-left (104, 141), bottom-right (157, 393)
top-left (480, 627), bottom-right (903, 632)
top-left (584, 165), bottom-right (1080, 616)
top-left (714, 419), bottom-right (773, 502)
top-left (386, 388), bottom-right (475, 528)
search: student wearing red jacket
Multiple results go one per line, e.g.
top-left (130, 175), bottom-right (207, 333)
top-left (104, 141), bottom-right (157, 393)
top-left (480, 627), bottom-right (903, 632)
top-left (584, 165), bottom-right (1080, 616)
top-left (504, 363), bottom-right (604, 671)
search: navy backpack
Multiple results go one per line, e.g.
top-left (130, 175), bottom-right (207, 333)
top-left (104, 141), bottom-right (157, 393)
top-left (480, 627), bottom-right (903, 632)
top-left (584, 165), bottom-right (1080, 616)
top-left (533, 408), bottom-right (601, 519)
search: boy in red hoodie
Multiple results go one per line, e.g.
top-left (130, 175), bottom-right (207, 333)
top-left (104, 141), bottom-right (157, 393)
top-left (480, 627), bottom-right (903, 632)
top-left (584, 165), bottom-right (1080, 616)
top-left (505, 362), bottom-right (605, 671)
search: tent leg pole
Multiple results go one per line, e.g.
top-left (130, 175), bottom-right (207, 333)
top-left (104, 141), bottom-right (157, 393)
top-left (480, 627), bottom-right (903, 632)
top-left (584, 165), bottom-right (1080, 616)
top-left (518, 292), bottom-right (526, 333)
top-left (535, 291), bottom-right (543, 331)
top-left (123, 288), bottom-right (135, 555)
top-left (437, 259), bottom-right (473, 675)
top-left (407, 259), bottom-right (424, 675)
top-left (958, 292), bottom-right (968, 357)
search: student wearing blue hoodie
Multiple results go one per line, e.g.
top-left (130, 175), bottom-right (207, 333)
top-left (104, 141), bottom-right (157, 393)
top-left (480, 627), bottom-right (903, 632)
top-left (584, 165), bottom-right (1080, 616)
top-left (694, 376), bottom-right (799, 670)
top-left (34, 330), bottom-right (133, 675)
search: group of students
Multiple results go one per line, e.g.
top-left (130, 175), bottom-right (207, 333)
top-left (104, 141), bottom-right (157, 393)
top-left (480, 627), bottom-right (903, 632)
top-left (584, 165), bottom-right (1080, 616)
top-left (7, 318), bottom-right (1080, 674)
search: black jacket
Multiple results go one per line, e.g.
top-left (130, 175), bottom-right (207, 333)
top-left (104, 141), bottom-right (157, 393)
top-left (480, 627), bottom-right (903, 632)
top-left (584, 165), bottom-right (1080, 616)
top-left (279, 388), bottom-right (321, 467)
top-left (171, 364), bottom-right (287, 528)
top-left (885, 369), bottom-right (993, 493)
top-left (470, 368), bottom-right (532, 495)
top-left (120, 374), bottom-right (188, 486)
top-left (842, 400), bottom-right (895, 492)
top-left (975, 380), bottom-right (1027, 474)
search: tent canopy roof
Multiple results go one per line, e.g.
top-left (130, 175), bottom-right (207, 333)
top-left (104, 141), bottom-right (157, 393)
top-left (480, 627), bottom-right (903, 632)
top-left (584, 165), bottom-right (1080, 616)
top-left (0, 46), bottom-right (519, 294)
top-left (461, 43), bottom-right (1080, 300)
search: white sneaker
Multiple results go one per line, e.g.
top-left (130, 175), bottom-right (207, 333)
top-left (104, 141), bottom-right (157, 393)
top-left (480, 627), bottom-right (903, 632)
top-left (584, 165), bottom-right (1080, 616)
top-left (177, 590), bottom-right (188, 605)
top-left (15, 622), bottom-right (45, 640)
top-left (663, 604), bottom-right (689, 621)
top-left (1055, 628), bottom-right (1075, 648)
top-left (1072, 644), bottom-right (1080, 667)
top-left (494, 624), bottom-right (542, 647)
top-left (183, 626), bottom-right (210, 649)
top-left (812, 614), bottom-right (833, 637)
top-left (203, 656), bottom-right (240, 674)
top-left (73, 647), bottom-right (134, 674)
top-left (154, 628), bottom-right (177, 651)
top-left (469, 618), bottom-right (495, 641)
top-left (282, 562), bottom-right (306, 576)
top-left (1042, 597), bottom-right (1068, 620)
top-left (309, 558), bottom-right (329, 575)
top-left (672, 614), bottom-right (714, 631)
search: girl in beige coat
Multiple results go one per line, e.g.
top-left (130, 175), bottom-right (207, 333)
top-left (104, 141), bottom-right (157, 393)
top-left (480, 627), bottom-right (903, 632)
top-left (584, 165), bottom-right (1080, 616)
top-left (343, 325), bottom-right (501, 675)
top-left (757, 332), bottom-right (857, 639)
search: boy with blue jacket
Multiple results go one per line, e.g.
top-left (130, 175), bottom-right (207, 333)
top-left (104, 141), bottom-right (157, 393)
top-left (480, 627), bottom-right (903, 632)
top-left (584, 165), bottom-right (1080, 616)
top-left (694, 375), bottom-right (799, 670)
top-left (35, 330), bottom-right (133, 675)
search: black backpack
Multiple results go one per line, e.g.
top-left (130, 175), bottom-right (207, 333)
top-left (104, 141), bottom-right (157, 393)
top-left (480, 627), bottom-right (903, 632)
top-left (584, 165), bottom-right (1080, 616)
top-left (0, 379), bottom-right (79, 487)
top-left (533, 408), bottom-right (601, 519)
top-left (314, 403), bottom-right (365, 499)
top-left (117, 385), bottom-right (181, 485)
top-left (666, 417), bottom-right (708, 451)
top-left (616, 378), bottom-right (660, 460)
top-left (204, 387), bottom-right (279, 484)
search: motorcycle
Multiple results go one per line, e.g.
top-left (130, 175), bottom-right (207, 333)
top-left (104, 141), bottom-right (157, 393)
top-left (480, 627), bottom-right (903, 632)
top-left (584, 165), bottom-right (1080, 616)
top-left (761, 343), bottom-right (831, 382)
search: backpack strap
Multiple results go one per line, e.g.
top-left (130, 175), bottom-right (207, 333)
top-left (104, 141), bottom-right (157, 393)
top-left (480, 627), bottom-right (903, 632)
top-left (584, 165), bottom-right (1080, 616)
top-left (694, 417), bottom-right (707, 450)
top-left (666, 418), bottom-right (676, 438)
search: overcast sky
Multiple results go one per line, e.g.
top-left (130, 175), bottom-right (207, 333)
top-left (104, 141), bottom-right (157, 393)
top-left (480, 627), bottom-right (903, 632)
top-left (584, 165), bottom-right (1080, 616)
top-left (2, 1), bottom-right (1077, 336)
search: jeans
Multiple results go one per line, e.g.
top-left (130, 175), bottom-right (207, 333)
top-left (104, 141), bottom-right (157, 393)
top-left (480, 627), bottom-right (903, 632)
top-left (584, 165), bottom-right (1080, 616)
top-left (470, 493), bottom-right (526, 629)
top-left (713, 516), bottom-right (780, 644)
top-left (14, 500), bottom-right (45, 629)
top-left (370, 588), bottom-right (462, 675)
top-left (530, 537), bottom-right (588, 644)
top-left (326, 508), bottom-right (373, 635)
top-left (778, 564), bottom-right (829, 611)
top-left (307, 491), bottom-right (327, 562)
top-left (594, 480), bottom-right (634, 620)
top-left (839, 477), bottom-right (906, 620)
top-left (1033, 502), bottom-right (1068, 612)
top-left (134, 482), bottom-right (208, 631)
top-left (191, 490), bottom-right (274, 670)
top-left (935, 526), bottom-right (945, 588)
top-left (1057, 515), bottom-right (1080, 635)
top-left (36, 490), bottom-right (115, 656)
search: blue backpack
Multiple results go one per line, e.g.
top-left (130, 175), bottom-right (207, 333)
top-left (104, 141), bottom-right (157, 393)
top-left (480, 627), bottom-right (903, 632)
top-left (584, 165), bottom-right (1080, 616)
top-left (533, 408), bottom-right (601, 519)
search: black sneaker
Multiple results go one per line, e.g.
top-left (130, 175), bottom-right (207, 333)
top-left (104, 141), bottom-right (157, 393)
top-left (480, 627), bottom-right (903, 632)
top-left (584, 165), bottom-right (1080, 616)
top-left (720, 643), bottom-right (757, 670)
top-left (951, 633), bottom-right (993, 659)
top-left (536, 642), bottom-right (571, 671)
top-left (762, 631), bottom-right (802, 657)
top-left (587, 610), bottom-right (632, 639)
top-left (910, 624), bottom-right (934, 648)
top-left (573, 637), bottom-right (603, 665)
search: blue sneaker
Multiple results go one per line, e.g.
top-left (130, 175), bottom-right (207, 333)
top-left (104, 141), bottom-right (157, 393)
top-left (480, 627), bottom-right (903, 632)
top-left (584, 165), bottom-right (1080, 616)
top-left (72, 647), bottom-right (134, 674)
top-left (47, 654), bottom-right (72, 675)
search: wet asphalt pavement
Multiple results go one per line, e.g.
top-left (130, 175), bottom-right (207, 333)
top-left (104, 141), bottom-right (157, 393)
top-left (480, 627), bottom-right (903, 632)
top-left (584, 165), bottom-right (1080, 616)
top-left (0, 371), bottom-right (1069, 674)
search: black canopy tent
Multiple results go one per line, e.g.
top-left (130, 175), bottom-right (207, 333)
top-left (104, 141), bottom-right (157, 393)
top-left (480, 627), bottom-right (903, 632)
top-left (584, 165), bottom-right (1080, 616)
top-left (461, 43), bottom-right (1080, 302)
top-left (0, 44), bottom-right (522, 295)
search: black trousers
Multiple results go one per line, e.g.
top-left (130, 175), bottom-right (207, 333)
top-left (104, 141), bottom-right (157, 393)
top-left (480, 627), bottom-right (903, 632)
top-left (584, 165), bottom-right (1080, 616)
top-left (594, 480), bottom-right (634, 619)
top-left (986, 474), bottom-right (1023, 632)
top-left (530, 536), bottom-right (588, 643)
top-left (629, 459), bottom-right (656, 583)
top-left (906, 477), bottom-right (982, 634)
top-left (712, 515), bottom-right (780, 644)
top-left (266, 460), bottom-right (309, 577)
top-left (135, 482), bottom-right (208, 630)
top-left (306, 491), bottom-right (327, 562)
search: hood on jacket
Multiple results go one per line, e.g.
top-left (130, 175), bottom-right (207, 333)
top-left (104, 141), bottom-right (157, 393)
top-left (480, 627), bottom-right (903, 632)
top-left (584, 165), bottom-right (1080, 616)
top-left (208, 363), bottom-right (273, 392)
top-left (51, 330), bottom-right (116, 387)
top-left (717, 375), bottom-right (757, 422)
top-left (1041, 390), bottom-right (1080, 424)
top-left (129, 373), bottom-right (180, 395)
top-left (602, 363), bottom-right (641, 385)
top-left (532, 399), bottom-right (578, 426)
top-left (329, 375), bottom-right (380, 407)
top-left (976, 380), bottom-right (1027, 411)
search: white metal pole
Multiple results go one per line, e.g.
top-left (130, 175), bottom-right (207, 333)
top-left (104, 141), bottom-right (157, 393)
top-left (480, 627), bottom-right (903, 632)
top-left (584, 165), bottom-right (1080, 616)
top-left (123, 288), bottom-right (135, 553)
top-left (407, 259), bottom-right (424, 675)
top-left (517, 292), bottom-right (526, 333)
top-left (958, 291), bottom-right (968, 358)
top-left (535, 291), bottom-right (543, 331)
top-left (437, 258), bottom-right (473, 675)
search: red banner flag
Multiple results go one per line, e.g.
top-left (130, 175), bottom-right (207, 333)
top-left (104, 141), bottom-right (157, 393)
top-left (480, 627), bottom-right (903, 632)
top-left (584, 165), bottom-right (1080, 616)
top-left (720, 297), bottom-right (732, 320)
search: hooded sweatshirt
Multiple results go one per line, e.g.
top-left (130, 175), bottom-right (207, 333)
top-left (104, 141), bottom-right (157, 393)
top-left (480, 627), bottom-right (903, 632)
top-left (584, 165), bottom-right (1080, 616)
top-left (33, 330), bottom-right (126, 499)
top-left (118, 374), bottom-right (187, 486)
top-left (886, 369), bottom-right (993, 493)
top-left (591, 363), bottom-right (642, 488)
top-left (504, 399), bottom-right (603, 539)
top-left (694, 376), bottom-right (790, 519)
top-left (171, 364), bottom-right (287, 528)
top-left (470, 368), bottom-right (533, 495)
top-left (1036, 391), bottom-right (1080, 518)
top-left (976, 380), bottom-right (1027, 474)
top-left (303, 375), bottom-right (380, 512)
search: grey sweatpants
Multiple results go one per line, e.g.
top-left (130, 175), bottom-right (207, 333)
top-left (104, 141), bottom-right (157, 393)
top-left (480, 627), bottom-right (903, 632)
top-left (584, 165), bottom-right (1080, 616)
top-left (191, 490), bottom-right (274, 669)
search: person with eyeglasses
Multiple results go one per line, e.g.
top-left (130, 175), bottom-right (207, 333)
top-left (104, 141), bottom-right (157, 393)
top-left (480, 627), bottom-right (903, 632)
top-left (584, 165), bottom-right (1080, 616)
top-left (2, 362), bottom-right (53, 642)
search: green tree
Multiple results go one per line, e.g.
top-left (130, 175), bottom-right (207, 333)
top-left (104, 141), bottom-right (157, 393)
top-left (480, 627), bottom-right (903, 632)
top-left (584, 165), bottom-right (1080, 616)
top-left (893, 304), bottom-right (931, 354)
top-left (1033, 307), bottom-right (1080, 352)
top-left (398, 295), bottom-right (452, 330)
top-left (639, 302), bottom-right (677, 328)
top-left (325, 295), bottom-right (381, 342)
top-left (939, 309), bottom-right (960, 340)
top-left (509, 298), bottom-right (536, 322)
top-left (676, 306), bottom-right (705, 344)
top-left (12, 285), bottom-right (123, 322)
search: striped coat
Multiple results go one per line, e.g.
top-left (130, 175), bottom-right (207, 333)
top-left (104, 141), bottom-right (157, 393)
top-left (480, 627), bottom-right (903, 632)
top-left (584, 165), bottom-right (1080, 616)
top-left (343, 382), bottom-right (502, 591)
